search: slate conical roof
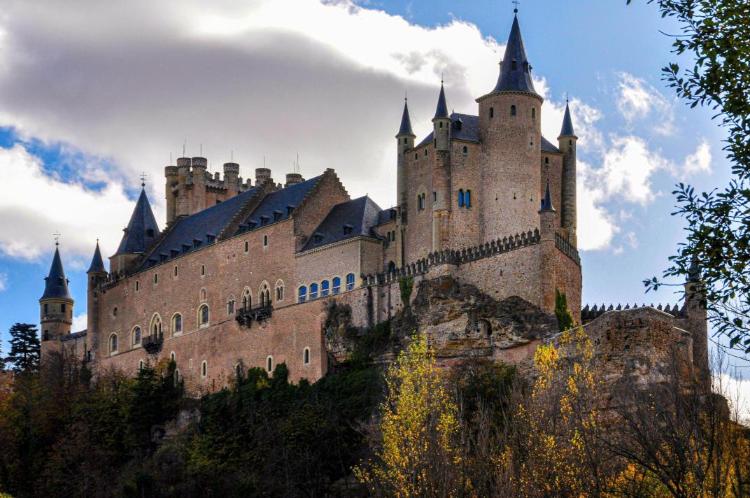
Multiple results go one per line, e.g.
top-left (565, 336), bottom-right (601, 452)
top-left (492, 14), bottom-right (537, 95)
top-left (41, 246), bottom-right (72, 300)
top-left (433, 82), bottom-right (449, 120)
top-left (540, 180), bottom-right (555, 211)
top-left (397, 99), bottom-right (415, 137)
top-left (560, 101), bottom-right (576, 137)
top-left (87, 241), bottom-right (106, 274)
top-left (115, 188), bottom-right (160, 255)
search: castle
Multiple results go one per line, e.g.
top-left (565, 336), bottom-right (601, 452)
top-left (38, 13), bottom-right (709, 394)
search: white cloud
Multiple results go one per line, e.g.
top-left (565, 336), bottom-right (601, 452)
top-left (617, 72), bottom-right (675, 136)
top-left (682, 140), bottom-right (712, 176)
top-left (600, 136), bottom-right (670, 205)
top-left (71, 313), bottom-right (88, 333)
top-left (577, 161), bottom-right (619, 251)
top-left (715, 372), bottom-right (750, 425)
top-left (0, 272), bottom-right (7, 292)
top-left (0, 144), bottom-right (138, 262)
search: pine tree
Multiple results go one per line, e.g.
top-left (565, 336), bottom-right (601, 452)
top-left (7, 323), bottom-right (41, 373)
top-left (555, 289), bottom-right (575, 332)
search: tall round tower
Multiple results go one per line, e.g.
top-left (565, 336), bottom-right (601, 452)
top-left (558, 101), bottom-right (578, 245)
top-left (396, 97), bottom-right (415, 207)
top-left (476, 11), bottom-right (543, 241)
top-left (40, 243), bottom-right (74, 345)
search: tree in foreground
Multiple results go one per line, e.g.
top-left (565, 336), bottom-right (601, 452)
top-left (629, 0), bottom-right (750, 352)
top-left (355, 333), bottom-right (461, 497)
top-left (6, 323), bottom-right (40, 374)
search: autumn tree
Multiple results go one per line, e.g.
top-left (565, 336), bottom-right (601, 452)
top-left (356, 333), bottom-right (461, 497)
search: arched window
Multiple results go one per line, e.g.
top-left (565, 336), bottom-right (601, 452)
top-left (465, 190), bottom-right (472, 208)
top-left (242, 288), bottom-right (252, 310)
top-left (321, 280), bottom-right (330, 297)
top-left (227, 296), bottom-right (236, 315)
top-left (172, 313), bottom-right (182, 335)
top-left (132, 326), bottom-right (142, 346)
top-left (346, 273), bottom-right (356, 291)
top-left (266, 356), bottom-right (274, 373)
top-left (532, 107), bottom-right (536, 120)
top-left (259, 282), bottom-right (271, 307)
top-left (173, 369), bottom-right (181, 387)
top-left (489, 107), bottom-right (494, 118)
top-left (332, 277), bottom-right (341, 295)
top-left (109, 333), bottom-right (118, 354)
top-left (462, 145), bottom-right (468, 156)
top-left (510, 105), bottom-right (517, 116)
top-left (201, 360), bottom-right (208, 378)
top-left (150, 315), bottom-right (163, 340)
top-left (458, 189), bottom-right (465, 207)
top-left (170, 351), bottom-right (176, 362)
top-left (388, 261), bottom-right (396, 273)
top-left (200, 288), bottom-right (207, 301)
top-left (303, 347), bottom-right (310, 365)
top-left (545, 157), bottom-right (549, 165)
top-left (298, 286), bottom-right (307, 303)
top-left (275, 280), bottom-right (284, 302)
top-left (198, 304), bottom-right (209, 327)
top-left (310, 283), bottom-right (319, 300)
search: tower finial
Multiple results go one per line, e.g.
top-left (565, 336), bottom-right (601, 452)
top-left (512, 0), bottom-right (519, 14)
top-left (53, 232), bottom-right (61, 247)
top-left (140, 172), bottom-right (148, 188)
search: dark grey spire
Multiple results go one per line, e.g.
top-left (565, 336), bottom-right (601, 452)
top-left (41, 245), bottom-right (72, 300)
top-left (397, 98), bottom-right (415, 137)
top-left (492, 14), bottom-right (537, 95)
top-left (115, 188), bottom-right (160, 255)
top-left (540, 180), bottom-right (555, 211)
top-left (433, 81), bottom-right (449, 120)
top-left (560, 100), bottom-right (576, 137)
top-left (87, 241), bottom-right (106, 274)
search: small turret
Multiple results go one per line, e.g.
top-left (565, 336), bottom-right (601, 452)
top-left (285, 173), bottom-right (304, 187)
top-left (164, 163), bottom-right (178, 225)
top-left (255, 168), bottom-right (272, 185)
top-left (558, 101), bottom-right (578, 245)
top-left (86, 241), bottom-right (107, 349)
top-left (396, 97), bottom-right (415, 206)
top-left (223, 162), bottom-right (240, 195)
top-left (432, 82), bottom-right (450, 151)
top-left (684, 258), bottom-right (709, 390)
top-left (40, 244), bottom-right (74, 343)
top-left (111, 187), bottom-right (160, 274)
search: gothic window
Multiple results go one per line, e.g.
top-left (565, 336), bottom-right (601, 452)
top-left (259, 282), bottom-right (271, 307)
top-left (170, 351), bottom-right (176, 362)
top-left (227, 296), bottom-right (236, 316)
top-left (303, 348), bottom-right (310, 365)
top-left (151, 315), bottom-right (163, 340)
top-left (198, 304), bottom-right (209, 327)
top-left (109, 333), bottom-right (118, 354)
top-left (465, 190), bottom-right (472, 208)
top-left (173, 369), bottom-right (181, 387)
top-left (458, 189), bottom-right (465, 207)
top-left (135, 281), bottom-right (140, 292)
top-left (242, 288), bottom-right (252, 310)
top-left (244, 240), bottom-right (249, 253)
top-left (489, 107), bottom-right (494, 118)
top-left (200, 265), bottom-right (205, 276)
top-left (346, 273), bottom-right (356, 291)
top-left (132, 326), bottom-right (142, 346)
top-left (433, 192), bottom-right (437, 203)
top-left (172, 313), bottom-right (182, 335)
top-left (298, 285), bottom-right (307, 303)
top-left (275, 280), bottom-right (284, 302)
top-left (310, 283), bottom-right (319, 300)
top-left (201, 360), bottom-right (208, 378)
top-left (332, 277), bottom-right (341, 295)
top-left (462, 146), bottom-right (468, 156)
top-left (510, 105), bottom-right (517, 117)
top-left (321, 280), bottom-right (330, 297)
top-left (153, 273), bottom-right (158, 285)
top-left (266, 356), bottom-right (274, 373)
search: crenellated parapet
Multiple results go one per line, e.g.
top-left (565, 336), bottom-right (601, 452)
top-left (581, 302), bottom-right (684, 323)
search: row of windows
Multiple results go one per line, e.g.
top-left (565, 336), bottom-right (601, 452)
top-left (488, 104), bottom-right (535, 120)
top-left (297, 273), bottom-right (355, 303)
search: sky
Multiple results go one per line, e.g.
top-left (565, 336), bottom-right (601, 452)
top-left (0, 0), bottom-right (745, 412)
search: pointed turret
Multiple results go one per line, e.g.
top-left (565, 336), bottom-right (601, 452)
top-left (40, 244), bottom-right (74, 344)
top-left (432, 82), bottom-right (451, 151)
top-left (114, 188), bottom-right (160, 256)
top-left (540, 180), bottom-right (555, 212)
top-left (559, 101), bottom-right (576, 138)
top-left (41, 246), bottom-right (71, 300)
top-left (433, 82), bottom-right (449, 119)
top-left (492, 13), bottom-right (538, 96)
top-left (396, 97), bottom-right (416, 208)
top-left (397, 98), bottom-right (415, 138)
top-left (87, 241), bottom-right (106, 274)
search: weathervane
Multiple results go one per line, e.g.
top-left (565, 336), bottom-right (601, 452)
top-left (513, 0), bottom-right (520, 13)
top-left (140, 172), bottom-right (148, 187)
top-left (53, 232), bottom-right (61, 247)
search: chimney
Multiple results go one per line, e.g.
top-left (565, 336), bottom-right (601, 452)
top-left (255, 168), bottom-right (271, 185)
top-left (285, 173), bottom-right (304, 187)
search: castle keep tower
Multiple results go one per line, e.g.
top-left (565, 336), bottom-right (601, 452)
top-left (40, 244), bottom-right (74, 346)
top-left (476, 13), bottom-right (543, 241)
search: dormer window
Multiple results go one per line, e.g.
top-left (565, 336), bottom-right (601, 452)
top-left (313, 233), bottom-right (324, 243)
top-left (146, 229), bottom-right (154, 238)
top-left (343, 224), bottom-right (353, 235)
top-left (273, 210), bottom-right (282, 221)
top-left (511, 59), bottom-right (517, 71)
top-left (193, 239), bottom-right (202, 248)
top-left (206, 234), bottom-right (216, 244)
top-left (287, 205), bottom-right (295, 216)
top-left (260, 216), bottom-right (269, 226)
top-left (182, 244), bottom-right (191, 253)
top-left (462, 146), bottom-right (468, 156)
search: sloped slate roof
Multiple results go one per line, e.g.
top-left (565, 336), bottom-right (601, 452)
top-left (115, 189), bottom-right (160, 255)
top-left (397, 99), bottom-right (415, 136)
top-left (377, 207), bottom-right (397, 226)
top-left (560, 102), bottom-right (576, 137)
top-left (87, 241), bottom-right (106, 273)
top-left (140, 186), bottom-right (261, 270)
top-left (41, 247), bottom-right (72, 300)
top-left (492, 15), bottom-right (538, 95)
top-left (417, 113), bottom-right (558, 153)
top-left (433, 83), bottom-right (449, 119)
top-left (301, 196), bottom-right (383, 252)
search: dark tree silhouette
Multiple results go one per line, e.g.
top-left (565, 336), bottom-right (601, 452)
top-left (6, 323), bottom-right (40, 373)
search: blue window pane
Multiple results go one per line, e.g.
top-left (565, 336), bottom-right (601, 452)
top-left (332, 277), bottom-right (341, 294)
top-left (346, 273), bottom-right (355, 291)
top-left (458, 189), bottom-right (464, 207)
top-left (310, 283), bottom-right (319, 299)
top-left (298, 286), bottom-right (307, 303)
top-left (465, 190), bottom-right (472, 208)
top-left (321, 280), bottom-right (330, 297)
